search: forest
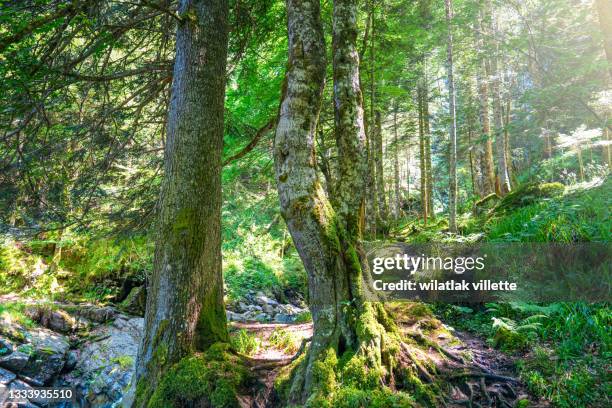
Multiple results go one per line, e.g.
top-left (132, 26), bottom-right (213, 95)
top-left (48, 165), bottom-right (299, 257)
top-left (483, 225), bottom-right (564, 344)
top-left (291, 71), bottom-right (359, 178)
top-left (0, 0), bottom-right (610, 407)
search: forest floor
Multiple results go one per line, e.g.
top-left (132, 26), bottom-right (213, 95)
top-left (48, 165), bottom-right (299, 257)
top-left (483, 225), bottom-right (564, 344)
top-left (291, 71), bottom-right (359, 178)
top-left (234, 303), bottom-right (547, 408)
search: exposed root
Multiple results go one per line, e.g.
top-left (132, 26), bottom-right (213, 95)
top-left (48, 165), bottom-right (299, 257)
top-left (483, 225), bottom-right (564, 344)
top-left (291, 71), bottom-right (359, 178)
top-left (445, 372), bottom-right (520, 383)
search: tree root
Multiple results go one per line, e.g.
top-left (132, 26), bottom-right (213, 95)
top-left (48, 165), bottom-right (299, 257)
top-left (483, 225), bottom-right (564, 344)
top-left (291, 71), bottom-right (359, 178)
top-left (445, 372), bottom-right (520, 383)
top-left (405, 329), bottom-right (465, 364)
top-left (400, 342), bottom-right (435, 383)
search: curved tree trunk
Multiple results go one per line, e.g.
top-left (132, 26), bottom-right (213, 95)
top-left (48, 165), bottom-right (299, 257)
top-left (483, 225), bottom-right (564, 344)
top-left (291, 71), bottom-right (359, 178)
top-left (133, 0), bottom-right (229, 405)
top-left (274, 0), bottom-right (395, 403)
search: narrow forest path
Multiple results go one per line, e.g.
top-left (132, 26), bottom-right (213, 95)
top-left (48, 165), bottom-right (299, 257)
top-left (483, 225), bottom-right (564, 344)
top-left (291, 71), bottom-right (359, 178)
top-left (236, 306), bottom-right (548, 408)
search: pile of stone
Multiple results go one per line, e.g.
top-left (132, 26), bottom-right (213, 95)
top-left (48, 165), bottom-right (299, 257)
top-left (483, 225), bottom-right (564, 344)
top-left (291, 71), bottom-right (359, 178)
top-left (226, 291), bottom-right (308, 323)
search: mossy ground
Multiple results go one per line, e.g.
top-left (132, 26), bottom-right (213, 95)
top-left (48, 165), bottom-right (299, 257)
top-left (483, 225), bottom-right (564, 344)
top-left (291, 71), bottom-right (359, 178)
top-left (146, 343), bottom-right (254, 408)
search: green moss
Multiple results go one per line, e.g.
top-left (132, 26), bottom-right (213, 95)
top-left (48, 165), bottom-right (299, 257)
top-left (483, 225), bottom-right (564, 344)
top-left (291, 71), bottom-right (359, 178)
top-left (312, 347), bottom-right (338, 395)
top-left (148, 343), bottom-right (252, 408)
top-left (493, 182), bottom-right (564, 214)
top-left (172, 207), bottom-right (196, 234)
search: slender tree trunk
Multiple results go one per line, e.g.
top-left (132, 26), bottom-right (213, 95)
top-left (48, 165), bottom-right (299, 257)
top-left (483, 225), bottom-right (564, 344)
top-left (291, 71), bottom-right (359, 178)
top-left (393, 106), bottom-right (400, 219)
top-left (604, 127), bottom-right (612, 169)
top-left (445, 0), bottom-right (458, 234)
top-left (475, 18), bottom-right (496, 195)
top-left (274, 0), bottom-right (396, 403)
top-left (595, 0), bottom-right (612, 80)
top-left (133, 0), bottom-right (229, 405)
top-left (418, 86), bottom-right (428, 224)
top-left (504, 98), bottom-right (513, 183)
top-left (406, 149), bottom-right (411, 211)
top-left (423, 79), bottom-right (435, 219)
top-left (374, 110), bottom-right (388, 223)
top-left (487, 1), bottom-right (512, 195)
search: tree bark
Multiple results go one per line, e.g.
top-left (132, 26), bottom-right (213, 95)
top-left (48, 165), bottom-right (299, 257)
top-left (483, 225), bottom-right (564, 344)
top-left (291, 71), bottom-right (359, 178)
top-left (423, 79), bottom-right (435, 219)
top-left (393, 106), bottom-right (400, 219)
top-left (445, 0), bottom-right (458, 234)
top-left (274, 0), bottom-right (395, 403)
top-left (133, 0), bottom-right (229, 405)
top-left (418, 85), bottom-right (428, 224)
top-left (374, 110), bottom-right (388, 223)
top-left (475, 16), bottom-right (496, 195)
top-left (487, 1), bottom-right (512, 195)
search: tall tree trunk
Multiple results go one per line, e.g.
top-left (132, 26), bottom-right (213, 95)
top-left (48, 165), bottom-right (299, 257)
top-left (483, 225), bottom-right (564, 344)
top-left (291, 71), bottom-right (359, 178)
top-left (504, 98), bottom-right (513, 183)
top-left (393, 106), bottom-right (400, 219)
top-left (133, 0), bottom-right (229, 405)
top-left (595, 0), bottom-right (612, 80)
top-left (274, 0), bottom-right (396, 403)
top-left (475, 17), bottom-right (496, 195)
top-left (487, 1), bottom-right (511, 195)
top-left (418, 85), bottom-right (428, 224)
top-left (374, 110), bottom-right (388, 223)
top-left (361, 1), bottom-right (377, 237)
top-left (406, 149), bottom-right (411, 211)
top-left (423, 79), bottom-right (435, 219)
top-left (445, 0), bottom-right (458, 234)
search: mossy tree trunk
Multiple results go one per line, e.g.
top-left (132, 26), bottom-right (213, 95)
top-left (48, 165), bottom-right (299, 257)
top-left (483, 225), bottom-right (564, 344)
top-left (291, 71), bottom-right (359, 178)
top-left (274, 0), bottom-right (397, 404)
top-left (133, 0), bottom-right (229, 405)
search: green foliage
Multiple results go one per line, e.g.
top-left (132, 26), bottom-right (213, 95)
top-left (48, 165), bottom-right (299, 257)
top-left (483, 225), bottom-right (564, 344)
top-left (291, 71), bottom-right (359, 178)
top-left (268, 328), bottom-right (300, 354)
top-left (438, 301), bottom-right (610, 407)
top-left (492, 182), bottom-right (565, 214)
top-left (230, 329), bottom-right (260, 356)
top-left (471, 178), bottom-right (611, 242)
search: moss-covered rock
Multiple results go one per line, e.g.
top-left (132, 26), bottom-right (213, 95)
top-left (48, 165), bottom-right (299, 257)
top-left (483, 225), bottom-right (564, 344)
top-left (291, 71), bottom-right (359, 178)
top-left (146, 343), bottom-right (252, 408)
top-left (473, 193), bottom-right (500, 215)
top-left (492, 182), bottom-right (564, 214)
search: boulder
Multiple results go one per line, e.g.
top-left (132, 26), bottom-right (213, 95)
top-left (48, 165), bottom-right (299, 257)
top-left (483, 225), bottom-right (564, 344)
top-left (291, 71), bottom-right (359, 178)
top-left (274, 313), bottom-right (295, 324)
top-left (25, 306), bottom-right (76, 334)
top-left (0, 350), bottom-right (29, 372)
top-left (226, 310), bottom-right (246, 322)
top-left (0, 367), bottom-right (16, 384)
top-left (0, 336), bottom-right (14, 355)
top-left (18, 327), bottom-right (69, 386)
top-left (62, 316), bottom-right (143, 407)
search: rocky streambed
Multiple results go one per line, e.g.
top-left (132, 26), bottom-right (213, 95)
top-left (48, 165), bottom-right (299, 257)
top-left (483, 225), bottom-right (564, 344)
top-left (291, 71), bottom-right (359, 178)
top-left (0, 291), bottom-right (308, 408)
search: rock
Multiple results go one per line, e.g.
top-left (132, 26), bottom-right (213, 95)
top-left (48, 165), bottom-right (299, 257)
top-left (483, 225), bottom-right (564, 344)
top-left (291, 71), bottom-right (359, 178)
top-left (120, 286), bottom-right (146, 316)
top-left (254, 313), bottom-right (268, 322)
top-left (6, 378), bottom-right (49, 407)
top-left (262, 303), bottom-right (275, 315)
top-left (0, 350), bottom-right (29, 372)
top-left (64, 350), bottom-right (78, 371)
top-left (226, 310), bottom-right (246, 322)
top-left (77, 305), bottom-right (117, 323)
top-left (274, 313), bottom-right (295, 324)
top-left (42, 309), bottom-right (77, 333)
top-left (62, 316), bottom-right (143, 407)
top-left (18, 328), bottom-right (69, 386)
top-left (0, 367), bottom-right (16, 384)
top-left (25, 304), bottom-right (77, 333)
top-left (255, 294), bottom-right (278, 306)
top-left (0, 336), bottom-right (14, 355)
